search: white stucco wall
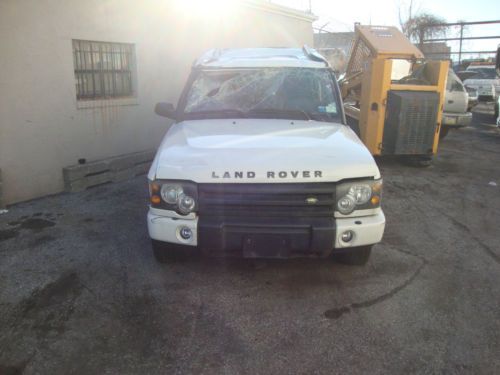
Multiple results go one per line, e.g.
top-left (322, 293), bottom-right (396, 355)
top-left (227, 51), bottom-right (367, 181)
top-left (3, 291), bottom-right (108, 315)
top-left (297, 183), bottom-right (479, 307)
top-left (0, 0), bottom-right (314, 204)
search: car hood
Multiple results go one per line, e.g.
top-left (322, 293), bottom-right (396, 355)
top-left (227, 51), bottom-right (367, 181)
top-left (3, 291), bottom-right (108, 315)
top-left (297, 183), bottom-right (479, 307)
top-left (463, 79), bottom-right (499, 88)
top-left (149, 119), bottom-right (380, 183)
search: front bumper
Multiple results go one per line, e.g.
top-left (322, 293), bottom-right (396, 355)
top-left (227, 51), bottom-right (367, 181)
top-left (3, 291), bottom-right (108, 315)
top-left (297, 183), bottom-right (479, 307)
top-left (477, 88), bottom-right (496, 99)
top-left (147, 208), bottom-right (385, 258)
top-left (442, 111), bottom-right (472, 127)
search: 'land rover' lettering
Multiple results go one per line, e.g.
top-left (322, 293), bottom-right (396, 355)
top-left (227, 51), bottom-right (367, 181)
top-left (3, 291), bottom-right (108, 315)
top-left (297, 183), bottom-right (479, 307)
top-left (212, 171), bottom-right (323, 179)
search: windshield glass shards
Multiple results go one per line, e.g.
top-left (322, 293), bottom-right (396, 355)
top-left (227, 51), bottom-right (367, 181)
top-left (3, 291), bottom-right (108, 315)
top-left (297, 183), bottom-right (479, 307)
top-left (182, 68), bottom-right (341, 122)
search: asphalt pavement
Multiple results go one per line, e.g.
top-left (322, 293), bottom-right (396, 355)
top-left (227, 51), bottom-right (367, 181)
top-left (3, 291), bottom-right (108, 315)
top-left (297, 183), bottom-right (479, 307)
top-left (1, 106), bottom-right (499, 374)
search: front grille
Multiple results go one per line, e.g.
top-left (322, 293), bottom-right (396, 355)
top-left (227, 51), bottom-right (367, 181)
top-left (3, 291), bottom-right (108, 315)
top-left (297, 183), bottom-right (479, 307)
top-left (198, 183), bottom-right (336, 217)
top-left (383, 90), bottom-right (439, 155)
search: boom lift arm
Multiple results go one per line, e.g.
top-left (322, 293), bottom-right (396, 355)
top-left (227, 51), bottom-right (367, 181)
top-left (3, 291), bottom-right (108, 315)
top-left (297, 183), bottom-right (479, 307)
top-left (339, 25), bottom-right (448, 159)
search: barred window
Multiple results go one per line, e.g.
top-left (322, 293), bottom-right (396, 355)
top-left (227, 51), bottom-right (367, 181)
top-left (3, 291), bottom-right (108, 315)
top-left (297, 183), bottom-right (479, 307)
top-left (72, 40), bottom-right (135, 100)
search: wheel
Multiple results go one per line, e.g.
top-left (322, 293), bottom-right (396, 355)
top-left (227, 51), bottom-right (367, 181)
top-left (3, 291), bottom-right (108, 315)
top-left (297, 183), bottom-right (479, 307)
top-left (332, 246), bottom-right (372, 266)
top-left (439, 126), bottom-right (449, 139)
top-left (152, 240), bottom-right (196, 263)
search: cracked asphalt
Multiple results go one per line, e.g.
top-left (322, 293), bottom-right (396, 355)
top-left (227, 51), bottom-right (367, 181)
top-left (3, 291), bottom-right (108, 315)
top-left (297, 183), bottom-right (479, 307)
top-left (1, 106), bottom-right (500, 374)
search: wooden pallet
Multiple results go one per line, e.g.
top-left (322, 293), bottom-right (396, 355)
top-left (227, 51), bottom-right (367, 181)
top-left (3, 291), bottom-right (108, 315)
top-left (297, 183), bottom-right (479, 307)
top-left (63, 150), bottom-right (155, 192)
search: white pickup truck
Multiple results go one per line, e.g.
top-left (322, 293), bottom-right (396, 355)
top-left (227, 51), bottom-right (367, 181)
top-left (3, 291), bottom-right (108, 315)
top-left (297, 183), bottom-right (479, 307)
top-left (440, 69), bottom-right (472, 138)
top-left (463, 64), bottom-right (500, 102)
top-left (147, 48), bottom-right (385, 265)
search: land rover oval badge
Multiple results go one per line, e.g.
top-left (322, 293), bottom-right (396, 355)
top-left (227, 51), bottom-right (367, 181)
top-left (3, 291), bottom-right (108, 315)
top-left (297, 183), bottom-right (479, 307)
top-left (306, 197), bottom-right (318, 204)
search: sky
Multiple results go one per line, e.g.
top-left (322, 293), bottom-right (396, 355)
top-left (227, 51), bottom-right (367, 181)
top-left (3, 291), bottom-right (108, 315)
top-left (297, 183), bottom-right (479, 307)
top-left (274, 0), bottom-right (500, 59)
top-left (275, 0), bottom-right (500, 30)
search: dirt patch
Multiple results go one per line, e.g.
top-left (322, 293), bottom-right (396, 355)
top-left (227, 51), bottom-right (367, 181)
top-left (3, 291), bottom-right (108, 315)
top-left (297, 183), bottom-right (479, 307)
top-left (29, 235), bottom-right (56, 248)
top-left (0, 229), bottom-right (18, 242)
top-left (7, 214), bottom-right (56, 234)
top-left (19, 218), bottom-right (55, 232)
top-left (10, 272), bottom-right (83, 341)
top-left (21, 272), bottom-right (82, 314)
top-left (0, 364), bottom-right (26, 375)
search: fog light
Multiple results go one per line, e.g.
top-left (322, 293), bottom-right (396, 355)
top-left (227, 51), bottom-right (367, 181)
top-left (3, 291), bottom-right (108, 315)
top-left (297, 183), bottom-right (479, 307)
top-left (341, 230), bottom-right (354, 242)
top-left (179, 226), bottom-right (192, 240)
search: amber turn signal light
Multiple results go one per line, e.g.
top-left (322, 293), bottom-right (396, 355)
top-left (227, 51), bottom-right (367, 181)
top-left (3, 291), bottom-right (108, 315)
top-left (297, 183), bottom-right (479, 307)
top-left (151, 195), bottom-right (161, 205)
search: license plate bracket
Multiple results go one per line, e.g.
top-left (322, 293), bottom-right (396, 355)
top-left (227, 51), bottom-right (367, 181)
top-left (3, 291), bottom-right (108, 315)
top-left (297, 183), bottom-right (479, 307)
top-left (242, 234), bottom-right (290, 258)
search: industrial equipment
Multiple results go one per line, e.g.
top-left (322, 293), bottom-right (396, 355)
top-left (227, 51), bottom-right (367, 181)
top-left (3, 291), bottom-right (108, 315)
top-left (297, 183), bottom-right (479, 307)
top-left (340, 25), bottom-right (449, 164)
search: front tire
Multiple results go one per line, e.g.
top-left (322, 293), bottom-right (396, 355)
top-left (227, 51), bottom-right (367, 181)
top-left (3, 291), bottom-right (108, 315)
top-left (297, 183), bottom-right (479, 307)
top-left (439, 126), bottom-right (449, 139)
top-left (152, 240), bottom-right (196, 263)
top-left (332, 245), bottom-right (372, 266)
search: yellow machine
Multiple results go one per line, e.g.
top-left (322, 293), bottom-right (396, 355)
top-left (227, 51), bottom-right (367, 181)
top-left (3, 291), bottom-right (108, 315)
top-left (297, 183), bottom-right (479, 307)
top-left (340, 25), bottom-right (449, 162)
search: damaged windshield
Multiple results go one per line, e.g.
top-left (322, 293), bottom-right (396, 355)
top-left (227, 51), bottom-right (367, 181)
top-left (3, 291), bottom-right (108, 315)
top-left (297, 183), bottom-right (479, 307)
top-left (181, 68), bottom-right (341, 123)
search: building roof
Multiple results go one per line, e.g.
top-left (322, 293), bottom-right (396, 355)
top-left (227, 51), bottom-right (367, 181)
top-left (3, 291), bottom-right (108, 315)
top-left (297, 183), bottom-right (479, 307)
top-left (314, 32), bottom-right (355, 53)
top-left (195, 47), bottom-right (328, 69)
top-left (243, 0), bottom-right (317, 22)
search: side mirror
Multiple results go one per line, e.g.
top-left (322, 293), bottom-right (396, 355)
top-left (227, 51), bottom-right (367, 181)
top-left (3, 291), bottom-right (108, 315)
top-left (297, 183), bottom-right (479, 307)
top-left (154, 102), bottom-right (176, 119)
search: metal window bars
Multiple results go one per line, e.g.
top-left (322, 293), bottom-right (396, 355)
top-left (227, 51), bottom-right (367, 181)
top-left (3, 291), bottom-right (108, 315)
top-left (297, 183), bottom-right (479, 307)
top-left (72, 40), bottom-right (134, 100)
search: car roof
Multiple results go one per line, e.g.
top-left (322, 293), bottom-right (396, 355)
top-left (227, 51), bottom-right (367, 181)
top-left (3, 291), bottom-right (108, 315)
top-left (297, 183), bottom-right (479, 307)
top-left (467, 65), bottom-right (494, 69)
top-left (194, 47), bottom-right (329, 69)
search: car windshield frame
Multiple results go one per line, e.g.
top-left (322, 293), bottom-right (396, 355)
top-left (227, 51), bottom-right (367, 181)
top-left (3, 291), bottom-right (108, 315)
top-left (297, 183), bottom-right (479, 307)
top-left (176, 67), bottom-right (346, 124)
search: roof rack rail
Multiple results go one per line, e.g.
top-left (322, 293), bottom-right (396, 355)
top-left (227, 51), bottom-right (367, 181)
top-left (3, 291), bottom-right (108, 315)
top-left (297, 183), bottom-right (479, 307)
top-left (194, 49), bottom-right (222, 67)
top-left (302, 45), bottom-right (329, 66)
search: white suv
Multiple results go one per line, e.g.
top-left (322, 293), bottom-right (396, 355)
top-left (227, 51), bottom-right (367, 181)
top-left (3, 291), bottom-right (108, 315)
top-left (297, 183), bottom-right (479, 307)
top-left (147, 47), bottom-right (385, 265)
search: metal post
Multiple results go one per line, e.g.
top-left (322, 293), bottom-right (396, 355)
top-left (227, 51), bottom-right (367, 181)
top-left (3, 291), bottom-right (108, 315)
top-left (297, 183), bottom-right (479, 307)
top-left (458, 24), bottom-right (464, 65)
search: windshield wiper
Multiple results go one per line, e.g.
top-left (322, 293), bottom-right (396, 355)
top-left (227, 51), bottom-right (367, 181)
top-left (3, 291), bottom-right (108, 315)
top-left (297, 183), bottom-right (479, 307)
top-left (246, 108), bottom-right (311, 121)
top-left (183, 109), bottom-right (247, 119)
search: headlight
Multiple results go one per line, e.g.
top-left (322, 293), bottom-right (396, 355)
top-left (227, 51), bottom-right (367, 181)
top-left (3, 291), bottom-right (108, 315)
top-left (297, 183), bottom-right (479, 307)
top-left (337, 195), bottom-right (356, 214)
top-left (161, 185), bottom-right (183, 204)
top-left (336, 179), bottom-right (382, 215)
top-left (178, 193), bottom-right (196, 214)
top-left (149, 180), bottom-right (197, 215)
top-left (348, 185), bottom-right (372, 205)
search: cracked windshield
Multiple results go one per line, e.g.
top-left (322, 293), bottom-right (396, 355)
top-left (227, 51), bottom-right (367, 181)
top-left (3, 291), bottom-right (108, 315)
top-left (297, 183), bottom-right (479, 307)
top-left (183, 68), bottom-right (340, 122)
